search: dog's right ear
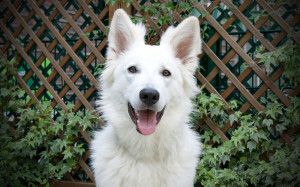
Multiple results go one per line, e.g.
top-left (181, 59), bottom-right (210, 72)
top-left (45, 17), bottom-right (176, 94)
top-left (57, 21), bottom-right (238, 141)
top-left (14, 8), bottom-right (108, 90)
top-left (107, 9), bottom-right (145, 60)
top-left (160, 17), bottom-right (201, 74)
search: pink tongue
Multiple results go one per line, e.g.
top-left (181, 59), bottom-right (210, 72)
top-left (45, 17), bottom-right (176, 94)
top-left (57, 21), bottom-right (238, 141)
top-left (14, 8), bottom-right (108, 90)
top-left (138, 110), bottom-right (157, 135)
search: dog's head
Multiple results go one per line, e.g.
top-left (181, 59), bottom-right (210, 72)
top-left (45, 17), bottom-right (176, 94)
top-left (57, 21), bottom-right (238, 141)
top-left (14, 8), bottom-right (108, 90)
top-left (100, 9), bottom-right (201, 135)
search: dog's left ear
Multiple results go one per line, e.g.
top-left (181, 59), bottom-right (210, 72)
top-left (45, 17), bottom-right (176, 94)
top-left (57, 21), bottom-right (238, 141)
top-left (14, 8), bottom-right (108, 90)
top-left (107, 9), bottom-right (145, 60)
top-left (161, 17), bottom-right (201, 73)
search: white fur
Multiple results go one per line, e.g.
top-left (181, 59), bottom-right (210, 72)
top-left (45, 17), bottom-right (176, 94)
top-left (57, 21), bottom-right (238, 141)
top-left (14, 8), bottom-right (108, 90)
top-left (91, 9), bottom-right (202, 187)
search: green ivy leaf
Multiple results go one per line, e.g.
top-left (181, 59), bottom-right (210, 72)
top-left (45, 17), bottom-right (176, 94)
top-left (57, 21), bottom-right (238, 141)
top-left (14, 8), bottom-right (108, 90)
top-left (62, 148), bottom-right (73, 160)
top-left (221, 155), bottom-right (230, 165)
top-left (212, 134), bottom-right (221, 144)
top-left (202, 131), bottom-right (212, 143)
top-left (209, 106), bottom-right (220, 117)
top-left (247, 141), bottom-right (257, 152)
top-left (262, 119), bottom-right (273, 128)
top-left (229, 114), bottom-right (238, 125)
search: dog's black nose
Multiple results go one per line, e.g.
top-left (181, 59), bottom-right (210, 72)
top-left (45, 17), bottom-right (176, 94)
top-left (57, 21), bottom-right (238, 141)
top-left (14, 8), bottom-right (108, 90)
top-left (139, 88), bottom-right (160, 106)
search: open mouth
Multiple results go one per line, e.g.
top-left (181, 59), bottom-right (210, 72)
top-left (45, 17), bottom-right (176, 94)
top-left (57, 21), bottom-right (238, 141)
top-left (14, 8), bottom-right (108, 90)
top-left (128, 103), bottom-right (164, 135)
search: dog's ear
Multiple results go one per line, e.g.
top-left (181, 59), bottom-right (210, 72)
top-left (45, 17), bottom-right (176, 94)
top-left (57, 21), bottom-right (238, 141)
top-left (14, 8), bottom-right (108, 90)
top-left (107, 9), bottom-right (145, 60)
top-left (161, 17), bottom-right (201, 73)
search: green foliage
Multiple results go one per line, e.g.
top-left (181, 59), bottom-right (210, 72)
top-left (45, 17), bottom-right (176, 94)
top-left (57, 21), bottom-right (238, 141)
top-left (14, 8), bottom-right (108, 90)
top-left (81, 26), bottom-right (109, 41)
top-left (201, 24), bottom-right (211, 40)
top-left (249, 10), bottom-right (267, 23)
top-left (105, 0), bottom-right (133, 7)
top-left (249, 1), bottom-right (295, 24)
top-left (193, 92), bottom-right (300, 186)
top-left (0, 57), bottom-right (99, 186)
top-left (93, 63), bottom-right (105, 77)
top-left (120, 1), bottom-right (203, 43)
top-left (257, 45), bottom-right (300, 85)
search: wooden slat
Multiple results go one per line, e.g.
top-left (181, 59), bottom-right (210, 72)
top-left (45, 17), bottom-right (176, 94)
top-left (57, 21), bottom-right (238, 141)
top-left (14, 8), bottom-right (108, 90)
top-left (204, 116), bottom-right (229, 142)
top-left (205, 0), bottom-right (282, 82)
top-left (5, 0), bottom-right (94, 111)
top-left (26, 0), bottom-right (98, 87)
top-left (271, 14), bottom-right (300, 46)
top-left (220, 13), bottom-right (300, 101)
top-left (205, 0), bottom-right (283, 83)
top-left (194, 71), bottom-right (235, 131)
top-left (72, 150), bottom-right (91, 177)
top-left (286, 126), bottom-right (300, 137)
top-left (76, 0), bottom-right (107, 33)
top-left (198, 0), bottom-right (221, 24)
top-left (199, 0), bottom-right (253, 59)
top-left (74, 87), bottom-right (96, 112)
top-left (221, 66), bottom-right (293, 146)
top-left (26, 0), bottom-right (97, 99)
top-left (256, 0), bottom-right (300, 42)
top-left (51, 0), bottom-right (105, 63)
top-left (221, 0), bottom-right (277, 52)
top-left (221, 66), bottom-right (284, 133)
top-left (3, 0), bottom-right (93, 145)
top-left (0, 51), bottom-right (62, 139)
top-left (51, 181), bottom-right (95, 187)
top-left (195, 72), bottom-right (228, 107)
top-left (1, 0), bottom-right (22, 24)
top-left (50, 39), bottom-right (107, 113)
top-left (202, 42), bottom-right (265, 111)
top-left (32, 9), bottom-right (107, 111)
top-left (0, 51), bottom-right (40, 105)
top-left (0, 21), bottom-right (67, 111)
top-left (206, 12), bottom-right (271, 82)
top-left (289, 84), bottom-right (300, 97)
top-left (16, 0), bottom-right (69, 83)
top-left (239, 67), bottom-right (284, 113)
top-left (78, 158), bottom-right (95, 182)
top-left (170, 0), bottom-right (251, 110)
top-left (3, 58), bottom-right (94, 183)
top-left (1, 0), bottom-right (44, 52)
top-left (194, 2), bottom-right (291, 107)
top-left (108, 1), bottom-right (119, 25)
top-left (280, 132), bottom-right (293, 147)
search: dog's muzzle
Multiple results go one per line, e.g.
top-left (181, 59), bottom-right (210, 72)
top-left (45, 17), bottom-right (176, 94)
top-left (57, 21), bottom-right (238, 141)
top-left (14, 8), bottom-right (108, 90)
top-left (128, 88), bottom-right (164, 135)
top-left (128, 103), bottom-right (164, 135)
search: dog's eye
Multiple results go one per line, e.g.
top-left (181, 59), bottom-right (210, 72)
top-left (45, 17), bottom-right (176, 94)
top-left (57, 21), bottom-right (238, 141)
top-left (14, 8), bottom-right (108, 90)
top-left (128, 66), bottom-right (137, 73)
top-left (162, 70), bottom-right (171, 77)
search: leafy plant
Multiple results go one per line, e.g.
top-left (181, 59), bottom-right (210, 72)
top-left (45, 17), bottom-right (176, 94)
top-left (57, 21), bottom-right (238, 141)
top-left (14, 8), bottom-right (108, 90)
top-left (249, 10), bottom-right (268, 23)
top-left (105, 0), bottom-right (133, 7)
top-left (0, 56), bottom-right (99, 186)
top-left (126, 1), bottom-right (203, 43)
top-left (193, 92), bottom-right (300, 186)
top-left (256, 44), bottom-right (300, 86)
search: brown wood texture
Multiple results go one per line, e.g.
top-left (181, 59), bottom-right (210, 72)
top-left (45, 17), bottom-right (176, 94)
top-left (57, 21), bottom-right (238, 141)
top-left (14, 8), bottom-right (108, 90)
top-left (0, 0), bottom-right (299, 185)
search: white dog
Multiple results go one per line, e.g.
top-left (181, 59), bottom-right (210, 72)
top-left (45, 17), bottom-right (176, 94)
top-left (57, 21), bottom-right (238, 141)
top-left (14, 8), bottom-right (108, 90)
top-left (91, 9), bottom-right (202, 187)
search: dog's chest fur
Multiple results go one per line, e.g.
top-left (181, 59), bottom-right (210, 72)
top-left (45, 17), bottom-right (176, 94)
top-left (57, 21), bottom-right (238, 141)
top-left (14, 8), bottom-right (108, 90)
top-left (92, 124), bottom-right (200, 187)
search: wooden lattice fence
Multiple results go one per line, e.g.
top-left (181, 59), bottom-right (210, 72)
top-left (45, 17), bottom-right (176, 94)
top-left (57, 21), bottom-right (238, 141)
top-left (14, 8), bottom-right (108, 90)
top-left (0, 0), bottom-right (299, 186)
